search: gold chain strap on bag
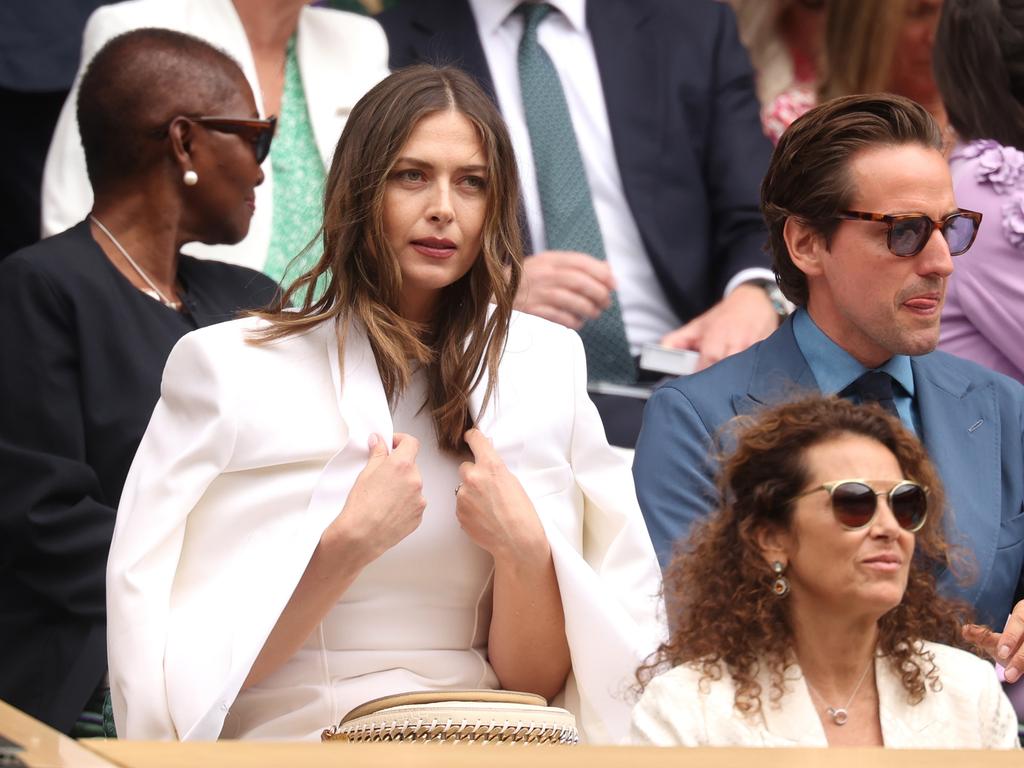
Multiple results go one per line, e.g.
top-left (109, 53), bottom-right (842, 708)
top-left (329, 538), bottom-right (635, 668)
top-left (321, 690), bottom-right (579, 745)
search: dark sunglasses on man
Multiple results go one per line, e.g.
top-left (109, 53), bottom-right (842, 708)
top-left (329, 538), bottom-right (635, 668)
top-left (835, 209), bottom-right (983, 257)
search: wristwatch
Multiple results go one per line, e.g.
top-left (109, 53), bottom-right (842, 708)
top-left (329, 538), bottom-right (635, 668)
top-left (749, 278), bottom-right (792, 324)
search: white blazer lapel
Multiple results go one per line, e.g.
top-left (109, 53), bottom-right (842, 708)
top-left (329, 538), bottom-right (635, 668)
top-left (758, 665), bottom-right (828, 746)
top-left (468, 352), bottom-right (524, 476)
top-left (306, 319), bottom-right (393, 534)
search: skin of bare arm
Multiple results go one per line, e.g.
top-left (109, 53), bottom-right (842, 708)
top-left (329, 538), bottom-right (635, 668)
top-left (455, 428), bottom-right (571, 700)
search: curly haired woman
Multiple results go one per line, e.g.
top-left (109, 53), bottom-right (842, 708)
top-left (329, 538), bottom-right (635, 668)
top-left (631, 396), bottom-right (1019, 748)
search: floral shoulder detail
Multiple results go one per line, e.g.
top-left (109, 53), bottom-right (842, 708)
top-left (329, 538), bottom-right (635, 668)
top-left (954, 139), bottom-right (1024, 249)
top-left (956, 139), bottom-right (1024, 194)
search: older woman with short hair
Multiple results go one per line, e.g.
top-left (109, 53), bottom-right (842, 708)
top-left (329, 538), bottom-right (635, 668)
top-left (0, 28), bottom-right (277, 735)
top-left (631, 396), bottom-right (1018, 748)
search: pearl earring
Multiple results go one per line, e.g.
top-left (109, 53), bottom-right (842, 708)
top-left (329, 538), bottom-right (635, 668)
top-left (183, 170), bottom-right (198, 186)
top-left (771, 561), bottom-right (790, 597)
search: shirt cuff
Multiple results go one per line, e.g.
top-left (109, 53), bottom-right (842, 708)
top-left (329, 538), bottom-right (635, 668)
top-left (723, 267), bottom-right (777, 297)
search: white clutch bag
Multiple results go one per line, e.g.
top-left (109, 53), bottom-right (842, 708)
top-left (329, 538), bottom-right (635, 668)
top-left (321, 689), bottom-right (579, 745)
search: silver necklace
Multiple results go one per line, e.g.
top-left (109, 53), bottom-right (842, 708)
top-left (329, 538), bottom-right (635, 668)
top-left (803, 657), bottom-right (874, 726)
top-left (90, 215), bottom-right (180, 309)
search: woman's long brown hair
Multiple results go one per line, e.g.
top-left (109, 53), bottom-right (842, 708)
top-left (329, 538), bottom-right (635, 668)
top-left (250, 65), bottom-right (523, 453)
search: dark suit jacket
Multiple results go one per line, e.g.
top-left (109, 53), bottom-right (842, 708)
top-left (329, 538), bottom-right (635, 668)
top-left (0, 222), bottom-right (277, 732)
top-left (378, 0), bottom-right (773, 322)
top-left (634, 316), bottom-right (1024, 628)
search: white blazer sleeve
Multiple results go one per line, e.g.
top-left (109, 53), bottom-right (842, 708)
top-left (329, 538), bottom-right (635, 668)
top-left (106, 330), bottom-right (239, 739)
top-left (543, 329), bottom-right (666, 744)
top-left (629, 669), bottom-right (706, 746)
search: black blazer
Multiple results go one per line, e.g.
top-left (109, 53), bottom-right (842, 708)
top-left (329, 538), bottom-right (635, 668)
top-left (378, 0), bottom-right (773, 322)
top-left (0, 222), bottom-right (277, 732)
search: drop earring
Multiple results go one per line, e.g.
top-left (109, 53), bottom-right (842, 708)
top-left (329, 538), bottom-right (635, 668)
top-left (771, 561), bottom-right (790, 597)
top-left (183, 170), bottom-right (198, 186)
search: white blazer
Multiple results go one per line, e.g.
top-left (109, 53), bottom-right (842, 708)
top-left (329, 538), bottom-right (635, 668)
top-left (106, 311), bottom-right (666, 743)
top-left (630, 642), bottom-right (1020, 749)
top-left (40, 0), bottom-right (390, 271)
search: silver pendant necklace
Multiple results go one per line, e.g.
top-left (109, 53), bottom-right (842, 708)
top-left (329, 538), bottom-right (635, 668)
top-left (90, 215), bottom-right (181, 310)
top-left (804, 657), bottom-right (874, 726)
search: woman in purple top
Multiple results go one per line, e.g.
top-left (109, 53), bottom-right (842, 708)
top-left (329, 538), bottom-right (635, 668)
top-left (933, 0), bottom-right (1024, 383)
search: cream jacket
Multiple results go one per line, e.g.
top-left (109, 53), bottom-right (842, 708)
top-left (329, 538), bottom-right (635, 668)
top-left (107, 311), bottom-right (665, 743)
top-left (630, 642), bottom-right (1020, 749)
top-left (41, 0), bottom-right (390, 271)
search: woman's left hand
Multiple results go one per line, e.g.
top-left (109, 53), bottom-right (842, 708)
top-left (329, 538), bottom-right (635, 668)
top-left (455, 428), bottom-right (549, 565)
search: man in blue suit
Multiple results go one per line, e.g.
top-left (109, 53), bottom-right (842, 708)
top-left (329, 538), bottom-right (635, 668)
top-left (378, 0), bottom-right (781, 446)
top-left (635, 94), bottom-right (1024, 646)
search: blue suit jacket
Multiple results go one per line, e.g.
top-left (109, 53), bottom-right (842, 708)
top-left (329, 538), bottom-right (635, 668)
top-left (377, 0), bottom-right (773, 320)
top-left (634, 317), bottom-right (1024, 627)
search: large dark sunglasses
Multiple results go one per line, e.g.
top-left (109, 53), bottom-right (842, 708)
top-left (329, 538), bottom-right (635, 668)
top-left (791, 479), bottom-right (929, 532)
top-left (191, 115), bottom-right (277, 164)
top-left (836, 209), bottom-right (982, 257)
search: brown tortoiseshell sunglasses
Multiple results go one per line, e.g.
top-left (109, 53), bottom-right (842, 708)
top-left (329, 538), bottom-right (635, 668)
top-left (189, 115), bottom-right (277, 164)
top-left (152, 115), bottom-right (277, 164)
top-left (836, 209), bottom-right (983, 257)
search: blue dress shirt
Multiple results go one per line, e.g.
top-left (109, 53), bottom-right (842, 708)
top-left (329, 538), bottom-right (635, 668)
top-left (791, 310), bottom-right (920, 435)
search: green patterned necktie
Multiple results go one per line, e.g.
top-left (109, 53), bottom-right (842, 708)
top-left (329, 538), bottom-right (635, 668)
top-left (517, 2), bottom-right (636, 384)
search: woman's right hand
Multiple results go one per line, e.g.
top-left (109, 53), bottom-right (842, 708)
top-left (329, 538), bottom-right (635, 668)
top-left (325, 432), bottom-right (426, 567)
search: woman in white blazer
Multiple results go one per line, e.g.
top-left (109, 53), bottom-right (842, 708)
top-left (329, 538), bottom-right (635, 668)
top-left (630, 396), bottom-right (1019, 748)
top-left (106, 65), bottom-right (665, 743)
top-left (42, 0), bottom-right (390, 275)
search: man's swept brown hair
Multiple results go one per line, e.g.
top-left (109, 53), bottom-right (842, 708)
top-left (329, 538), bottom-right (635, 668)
top-left (762, 93), bottom-right (942, 307)
top-left (637, 396), bottom-right (973, 715)
top-left (251, 65), bottom-right (523, 454)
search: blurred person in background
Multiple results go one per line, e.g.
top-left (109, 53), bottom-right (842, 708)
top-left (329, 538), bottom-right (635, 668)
top-left (0, 29), bottom-right (278, 736)
top-left (934, 0), bottom-right (1024, 384)
top-left (41, 0), bottom-right (389, 286)
top-left (765, 0), bottom-right (947, 145)
top-left (729, 0), bottom-right (826, 143)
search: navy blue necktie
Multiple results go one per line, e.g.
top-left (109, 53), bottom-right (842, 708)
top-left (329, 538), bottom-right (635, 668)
top-left (843, 371), bottom-right (900, 418)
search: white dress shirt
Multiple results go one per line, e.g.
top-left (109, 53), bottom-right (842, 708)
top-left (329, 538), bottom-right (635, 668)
top-left (469, 0), bottom-right (681, 349)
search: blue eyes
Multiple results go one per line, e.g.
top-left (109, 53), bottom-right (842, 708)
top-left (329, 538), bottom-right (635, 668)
top-left (391, 169), bottom-right (487, 190)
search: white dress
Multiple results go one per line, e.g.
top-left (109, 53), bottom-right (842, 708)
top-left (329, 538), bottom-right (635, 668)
top-left (225, 370), bottom-right (499, 739)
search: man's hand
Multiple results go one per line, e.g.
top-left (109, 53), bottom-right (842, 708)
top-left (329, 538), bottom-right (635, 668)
top-left (515, 250), bottom-right (614, 329)
top-left (963, 599), bottom-right (1024, 682)
top-left (660, 283), bottom-right (778, 371)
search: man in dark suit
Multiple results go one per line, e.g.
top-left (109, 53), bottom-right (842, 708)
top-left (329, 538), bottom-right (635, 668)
top-left (378, 0), bottom-right (781, 446)
top-left (635, 94), bottom-right (1024, 650)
